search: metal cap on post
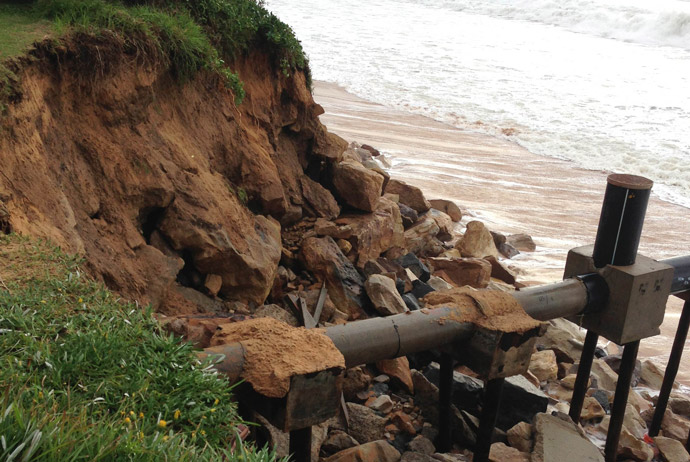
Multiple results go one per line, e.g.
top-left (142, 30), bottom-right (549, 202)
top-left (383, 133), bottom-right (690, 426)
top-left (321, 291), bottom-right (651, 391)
top-left (592, 174), bottom-right (653, 268)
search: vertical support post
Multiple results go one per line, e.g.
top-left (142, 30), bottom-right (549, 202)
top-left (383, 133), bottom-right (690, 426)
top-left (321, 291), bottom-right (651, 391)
top-left (649, 298), bottom-right (690, 437)
top-left (473, 378), bottom-right (505, 462)
top-left (437, 353), bottom-right (454, 453)
top-left (289, 426), bottom-right (312, 462)
top-left (604, 341), bottom-right (640, 462)
top-left (569, 330), bottom-right (599, 423)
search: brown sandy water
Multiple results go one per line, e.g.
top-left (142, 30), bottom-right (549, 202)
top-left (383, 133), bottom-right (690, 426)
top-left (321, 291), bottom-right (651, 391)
top-left (314, 81), bottom-right (690, 384)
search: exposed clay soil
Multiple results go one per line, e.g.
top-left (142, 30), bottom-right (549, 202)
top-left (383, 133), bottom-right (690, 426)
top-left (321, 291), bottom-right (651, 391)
top-left (209, 317), bottom-right (345, 398)
top-left (0, 34), bottom-right (344, 312)
top-left (424, 288), bottom-right (543, 334)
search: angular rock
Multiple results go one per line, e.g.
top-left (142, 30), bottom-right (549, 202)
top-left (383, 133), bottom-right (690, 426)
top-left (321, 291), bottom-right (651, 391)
top-left (670, 396), bottom-right (690, 417)
top-left (160, 202), bottom-right (281, 305)
top-left (377, 357), bottom-right (414, 394)
top-left (401, 453), bottom-right (435, 462)
top-left (427, 257), bottom-right (491, 289)
top-left (366, 274), bottom-right (409, 316)
top-left (506, 422), bottom-right (532, 453)
top-left (346, 403), bottom-right (388, 443)
top-left (660, 408), bottom-right (690, 444)
top-left (532, 413), bottom-right (604, 462)
top-left (488, 442), bottom-right (529, 462)
top-left (640, 359), bottom-right (665, 389)
top-left (581, 396), bottom-right (606, 421)
top-left (399, 203), bottom-right (420, 228)
top-left (427, 276), bottom-right (454, 292)
top-left (361, 144), bottom-right (381, 157)
top-left (412, 280), bottom-right (435, 299)
top-left (654, 436), bottom-right (690, 462)
top-left (618, 428), bottom-right (654, 461)
top-left (599, 405), bottom-right (647, 440)
top-left (429, 199), bottom-right (462, 222)
top-left (430, 209), bottom-right (454, 241)
top-left (456, 221), bottom-right (498, 258)
top-left (529, 350), bottom-right (558, 382)
top-left (403, 294), bottom-right (422, 311)
top-left (408, 435), bottom-right (435, 455)
top-left (499, 375), bottom-right (550, 430)
top-left (332, 161), bottom-right (384, 212)
top-left (506, 233), bottom-right (536, 252)
top-left (321, 431), bottom-right (360, 456)
top-left (397, 253), bottom-right (432, 282)
top-left (484, 256), bottom-right (517, 285)
top-left (254, 303), bottom-right (299, 327)
top-left (386, 179), bottom-right (431, 213)
top-left (203, 273), bottom-right (223, 297)
top-left (404, 217), bottom-right (440, 255)
top-left (318, 198), bottom-right (405, 267)
top-left (325, 440), bottom-right (401, 462)
top-left (368, 394), bottom-right (395, 413)
top-left (536, 318), bottom-right (586, 363)
top-left (301, 176), bottom-right (340, 220)
top-left (591, 359), bottom-right (619, 392)
top-left (301, 236), bottom-right (366, 319)
top-left (343, 366), bottom-right (373, 401)
top-left (498, 242), bottom-right (520, 259)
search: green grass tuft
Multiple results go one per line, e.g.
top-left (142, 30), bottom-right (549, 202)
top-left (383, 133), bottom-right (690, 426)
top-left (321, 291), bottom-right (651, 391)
top-left (0, 234), bottom-right (283, 461)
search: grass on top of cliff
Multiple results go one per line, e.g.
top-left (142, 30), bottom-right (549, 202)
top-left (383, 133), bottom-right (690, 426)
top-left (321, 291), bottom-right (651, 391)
top-left (0, 234), bottom-right (283, 462)
top-left (0, 0), bottom-right (310, 110)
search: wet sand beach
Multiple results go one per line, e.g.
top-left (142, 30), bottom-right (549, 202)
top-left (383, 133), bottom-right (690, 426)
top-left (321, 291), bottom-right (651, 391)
top-left (314, 80), bottom-right (690, 383)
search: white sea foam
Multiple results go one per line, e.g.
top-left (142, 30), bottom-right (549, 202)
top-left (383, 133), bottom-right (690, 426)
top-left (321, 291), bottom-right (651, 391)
top-left (266, 0), bottom-right (690, 208)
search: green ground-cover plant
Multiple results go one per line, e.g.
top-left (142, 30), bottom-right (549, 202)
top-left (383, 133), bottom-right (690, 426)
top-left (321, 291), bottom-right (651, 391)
top-left (0, 0), bottom-right (310, 110)
top-left (0, 234), bottom-right (284, 461)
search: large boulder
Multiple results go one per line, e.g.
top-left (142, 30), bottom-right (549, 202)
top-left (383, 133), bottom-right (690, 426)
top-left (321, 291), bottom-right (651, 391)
top-left (506, 233), bottom-right (536, 252)
top-left (427, 257), bottom-right (492, 289)
top-left (366, 274), bottom-right (409, 316)
top-left (386, 179), bottom-right (431, 213)
top-left (159, 196), bottom-right (281, 305)
top-left (529, 350), bottom-right (558, 382)
top-left (301, 236), bottom-right (366, 319)
top-left (332, 161), bottom-right (384, 212)
top-left (532, 413), bottom-right (604, 462)
top-left (376, 357), bottom-right (414, 393)
top-left (317, 198), bottom-right (404, 268)
top-left (456, 221), bottom-right (498, 258)
top-left (428, 199), bottom-right (462, 222)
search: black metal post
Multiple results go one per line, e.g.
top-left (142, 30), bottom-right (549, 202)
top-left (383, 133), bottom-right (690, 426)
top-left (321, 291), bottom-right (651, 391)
top-left (437, 353), bottom-right (454, 453)
top-left (473, 378), bottom-right (505, 462)
top-left (289, 426), bottom-right (312, 462)
top-left (592, 174), bottom-right (653, 268)
top-left (649, 299), bottom-right (690, 437)
top-left (569, 330), bottom-right (599, 423)
top-left (604, 340), bottom-right (640, 462)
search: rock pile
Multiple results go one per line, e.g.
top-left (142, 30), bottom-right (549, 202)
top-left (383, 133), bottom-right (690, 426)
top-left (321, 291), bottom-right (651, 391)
top-left (160, 141), bottom-right (690, 462)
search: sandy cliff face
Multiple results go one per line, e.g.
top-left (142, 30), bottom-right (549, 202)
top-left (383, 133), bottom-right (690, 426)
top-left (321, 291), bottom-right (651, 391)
top-left (0, 37), bottom-right (345, 312)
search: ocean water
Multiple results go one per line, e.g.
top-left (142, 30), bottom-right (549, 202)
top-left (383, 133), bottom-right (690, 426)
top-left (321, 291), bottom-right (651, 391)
top-left (265, 0), bottom-right (690, 208)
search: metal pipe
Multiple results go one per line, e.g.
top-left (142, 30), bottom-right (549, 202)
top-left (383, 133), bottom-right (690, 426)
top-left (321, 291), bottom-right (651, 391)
top-left (473, 378), bottom-right (505, 462)
top-left (569, 330), bottom-right (599, 424)
top-left (592, 174), bottom-right (653, 268)
top-left (324, 306), bottom-right (475, 368)
top-left (661, 256), bottom-right (690, 295)
top-left (604, 340), bottom-right (640, 462)
top-left (649, 299), bottom-right (690, 436)
top-left (205, 254), bottom-right (690, 376)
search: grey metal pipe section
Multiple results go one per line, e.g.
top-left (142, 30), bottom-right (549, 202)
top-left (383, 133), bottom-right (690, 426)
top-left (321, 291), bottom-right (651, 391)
top-left (324, 307), bottom-right (475, 368)
top-left (513, 278), bottom-right (589, 321)
top-left (662, 256), bottom-right (690, 295)
top-left (206, 254), bottom-right (690, 377)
